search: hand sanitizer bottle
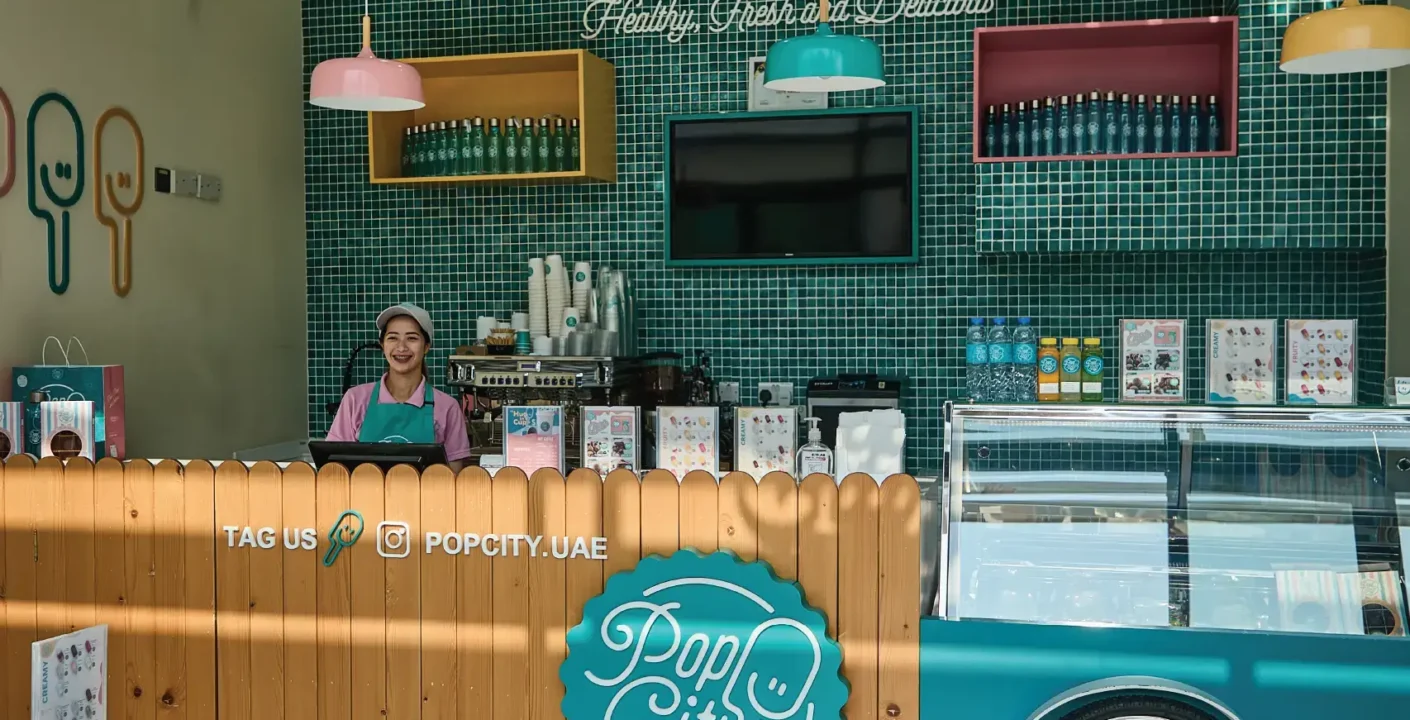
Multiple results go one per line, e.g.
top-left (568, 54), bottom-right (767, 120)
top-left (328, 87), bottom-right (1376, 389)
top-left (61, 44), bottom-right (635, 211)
top-left (796, 417), bottom-right (834, 480)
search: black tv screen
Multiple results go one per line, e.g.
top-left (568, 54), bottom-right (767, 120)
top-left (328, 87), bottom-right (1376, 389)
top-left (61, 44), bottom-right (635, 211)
top-left (665, 108), bottom-right (918, 267)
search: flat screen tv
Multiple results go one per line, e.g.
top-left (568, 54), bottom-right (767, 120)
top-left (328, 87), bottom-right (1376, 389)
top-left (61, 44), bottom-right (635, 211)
top-left (664, 107), bottom-right (919, 267)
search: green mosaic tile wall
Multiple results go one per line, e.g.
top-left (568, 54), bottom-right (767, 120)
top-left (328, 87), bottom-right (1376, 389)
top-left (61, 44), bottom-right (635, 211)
top-left (302, 0), bottom-right (1387, 471)
top-left (974, 1), bottom-right (1388, 253)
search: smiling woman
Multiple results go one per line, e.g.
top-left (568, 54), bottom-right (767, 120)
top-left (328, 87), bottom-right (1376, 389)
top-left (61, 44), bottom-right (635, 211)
top-left (325, 303), bottom-right (470, 472)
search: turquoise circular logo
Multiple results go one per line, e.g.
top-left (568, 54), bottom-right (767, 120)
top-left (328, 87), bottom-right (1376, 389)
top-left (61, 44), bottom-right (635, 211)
top-left (1084, 356), bottom-right (1104, 375)
top-left (1015, 344), bottom-right (1036, 364)
top-left (1039, 356), bottom-right (1058, 374)
top-left (1062, 356), bottom-right (1080, 374)
top-left (562, 550), bottom-right (847, 720)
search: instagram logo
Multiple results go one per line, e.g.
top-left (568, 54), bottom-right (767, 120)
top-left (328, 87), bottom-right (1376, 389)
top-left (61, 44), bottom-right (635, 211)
top-left (376, 521), bottom-right (411, 558)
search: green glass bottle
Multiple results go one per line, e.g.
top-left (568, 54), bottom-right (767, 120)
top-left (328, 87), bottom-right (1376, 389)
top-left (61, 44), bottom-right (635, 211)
top-left (470, 117), bottom-right (486, 175)
top-left (441, 121), bottom-right (457, 176)
top-left (569, 118), bottom-right (581, 171)
top-left (520, 117), bottom-right (535, 174)
top-left (552, 117), bottom-right (567, 172)
top-left (401, 127), bottom-right (412, 177)
top-left (456, 119), bottom-right (472, 176)
top-left (504, 118), bottom-right (520, 174)
top-left (536, 117), bottom-right (551, 173)
top-left (488, 117), bottom-right (504, 175)
top-left (407, 125), bottom-right (420, 176)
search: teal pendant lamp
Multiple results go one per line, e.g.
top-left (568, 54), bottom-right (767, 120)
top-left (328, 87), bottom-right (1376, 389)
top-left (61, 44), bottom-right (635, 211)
top-left (763, 0), bottom-right (885, 92)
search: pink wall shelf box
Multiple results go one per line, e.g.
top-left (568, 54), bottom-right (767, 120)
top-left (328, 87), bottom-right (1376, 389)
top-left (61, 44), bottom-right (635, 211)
top-left (973, 16), bottom-right (1239, 163)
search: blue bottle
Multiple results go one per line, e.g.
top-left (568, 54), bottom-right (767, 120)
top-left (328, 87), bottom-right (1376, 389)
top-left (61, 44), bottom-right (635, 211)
top-left (988, 318), bottom-right (1013, 403)
top-left (1087, 91), bottom-right (1102, 154)
top-left (1029, 98), bottom-right (1042, 155)
top-left (1134, 95), bottom-right (1150, 154)
top-left (1207, 95), bottom-right (1223, 152)
top-left (1103, 91), bottom-right (1119, 155)
top-left (1118, 93), bottom-right (1133, 154)
top-left (1057, 96), bottom-right (1072, 156)
top-left (984, 104), bottom-right (998, 158)
top-left (1015, 101), bottom-right (1029, 157)
top-left (999, 103), bottom-right (1014, 157)
top-left (1168, 96), bottom-right (1183, 154)
top-left (966, 318), bottom-right (990, 402)
top-left (1072, 95), bottom-right (1087, 156)
top-left (1042, 97), bottom-right (1057, 156)
top-left (1186, 96), bottom-right (1202, 153)
top-left (1012, 317), bottom-right (1037, 402)
top-left (1152, 95), bottom-right (1167, 153)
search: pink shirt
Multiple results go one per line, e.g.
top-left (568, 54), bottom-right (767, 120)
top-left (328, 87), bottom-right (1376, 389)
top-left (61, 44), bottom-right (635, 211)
top-left (327, 377), bottom-right (472, 462)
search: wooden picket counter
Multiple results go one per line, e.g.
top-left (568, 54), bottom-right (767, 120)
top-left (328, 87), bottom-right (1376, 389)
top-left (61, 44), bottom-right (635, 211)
top-left (0, 457), bottom-right (923, 720)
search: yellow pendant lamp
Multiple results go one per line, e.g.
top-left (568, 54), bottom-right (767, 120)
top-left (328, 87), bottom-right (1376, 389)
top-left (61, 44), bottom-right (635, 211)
top-left (1281, 0), bottom-right (1410, 74)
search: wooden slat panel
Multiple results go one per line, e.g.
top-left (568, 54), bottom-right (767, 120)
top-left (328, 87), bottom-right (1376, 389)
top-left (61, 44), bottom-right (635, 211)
top-left (639, 470), bottom-right (679, 558)
top-left (152, 461), bottom-right (186, 718)
top-left (421, 465), bottom-right (458, 720)
top-left (838, 474), bottom-right (880, 720)
top-left (4, 457), bottom-right (35, 719)
top-left (348, 464), bottom-right (386, 720)
top-left (384, 464), bottom-right (422, 720)
top-left (491, 468), bottom-right (530, 720)
top-left (248, 463), bottom-right (286, 720)
top-left (878, 476), bottom-right (922, 720)
top-left (93, 458), bottom-right (128, 720)
top-left (455, 467), bottom-right (494, 719)
top-left (215, 461), bottom-right (252, 720)
top-left (528, 469), bottom-right (567, 720)
top-left (717, 472), bottom-right (757, 561)
top-left (601, 470), bottom-right (640, 579)
top-left (677, 471), bottom-right (718, 555)
top-left (62, 458), bottom-right (96, 633)
top-left (563, 469), bottom-right (603, 628)
top-left (316, 464), bottom-right (353, 720)
top-left (757, 472), bottom-right (798, 579)
top-left (125, 459), bottom-right (158, 720)
top-left (183, 461), bottom-right (217, 720)
top-left (797, 474), bottom-right (839, 635)
top-left (33, 458), bottom-right (64, 641)
top-left (281, 463), bottom-right (319, 720)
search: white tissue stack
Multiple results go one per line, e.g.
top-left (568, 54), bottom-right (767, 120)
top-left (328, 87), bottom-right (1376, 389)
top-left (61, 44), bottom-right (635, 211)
top-left (834, 409), bottom-right (906, 485)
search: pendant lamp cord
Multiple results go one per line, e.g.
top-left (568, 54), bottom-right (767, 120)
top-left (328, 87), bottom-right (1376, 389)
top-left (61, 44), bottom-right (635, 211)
top-left (361, 0), bottom-right (372, 49)
top-left (820, 0), bottom-right (830, 22)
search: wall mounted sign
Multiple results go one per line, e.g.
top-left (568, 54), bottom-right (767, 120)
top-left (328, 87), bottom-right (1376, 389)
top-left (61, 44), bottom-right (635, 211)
top-left (582, 0), bottom-right (997, 44)
top-left (27, 91), bottom-right (86, 295)
top-left (0, 86), bottom-right (14, 198)
top-left (94, 106), bottom-right (146, 297)
top-left (561, 550), bottom-right (847, 720)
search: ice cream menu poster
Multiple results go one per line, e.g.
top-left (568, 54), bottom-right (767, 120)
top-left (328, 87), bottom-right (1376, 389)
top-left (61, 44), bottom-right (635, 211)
top-left (656, 406), bottom-right (719, 478)
top-left (32, 624), bottom-right (107, 720)
top-left (1120, 319), bottom-right (1186, 402)
top-left (1286, 319), bottom-right (1356, 405)
top-left (736, 406), bottom-right (797, 480)
top-left (582, 406), bottom-right (638, 475)
top-left (1206, 319), bottom-right (1277, 405)
top-left (503, 406), bottom-right (564, 474)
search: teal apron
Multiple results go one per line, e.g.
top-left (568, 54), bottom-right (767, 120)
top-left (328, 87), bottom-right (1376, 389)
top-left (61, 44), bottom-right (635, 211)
top-left (357, 378), bottom-right (436, 444)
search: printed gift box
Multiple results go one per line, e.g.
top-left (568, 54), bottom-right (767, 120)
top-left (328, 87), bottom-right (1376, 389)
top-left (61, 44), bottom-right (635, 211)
top-left (12, 336), bottom-right (126, 459)
top-left (39, 401), bottom-right (96, 461)
top-left (0, 402), bottom-right (22, 460)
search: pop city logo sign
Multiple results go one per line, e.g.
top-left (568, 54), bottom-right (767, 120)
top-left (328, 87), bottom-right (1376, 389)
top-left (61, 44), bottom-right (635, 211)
top-left (582, 0), bottom-right (997, 44)
top-left (223, 510), bottom-right (609, 567)
top-left (561, 550), bottom-right (847, 720)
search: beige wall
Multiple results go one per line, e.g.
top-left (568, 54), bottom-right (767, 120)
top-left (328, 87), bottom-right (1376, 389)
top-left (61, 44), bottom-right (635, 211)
top-left (1393, 1), bottom-right (1410, 379)
top-left (0, 0), bottom-right (307, 458)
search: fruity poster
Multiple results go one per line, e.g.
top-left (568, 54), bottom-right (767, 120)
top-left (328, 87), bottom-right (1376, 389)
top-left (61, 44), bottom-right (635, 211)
top-left (735, 406), bottom-right (797, 480)
top-left (655, 406), bottom-right (719, 478)
top-left (1286, 320), bottom-right (1356, 405)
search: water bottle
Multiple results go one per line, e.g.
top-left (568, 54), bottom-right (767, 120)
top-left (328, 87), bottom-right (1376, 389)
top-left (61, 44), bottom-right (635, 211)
top-left (983, 105), bottom-right (998, 157)
top-left (1057, 96), bottom-right (1071, 156)
top-left (1012, 317), bottom-right (1037, 402)
top-left (1207, 95), bottom-right (1222, 152)
top-left (988, 317), bottom-right (1013, 403)
top-left (999, 103), bottom-right (1014, 157)
top-left (966, 317), bottom-right (990, 402)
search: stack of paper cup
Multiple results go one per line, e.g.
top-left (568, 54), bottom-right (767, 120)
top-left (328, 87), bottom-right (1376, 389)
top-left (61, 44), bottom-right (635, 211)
top-left (545, 254), bottom-right (567, 337)
top-left (528, 258), bottom-right (548, 338)
top-left (572, 261), bottom-right (592, 315)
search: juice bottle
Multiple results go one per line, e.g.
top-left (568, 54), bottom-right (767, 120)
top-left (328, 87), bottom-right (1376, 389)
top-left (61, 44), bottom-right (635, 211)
top-left (1081, 337), bottom-right (1104, 402)
top-left (1059, 338), bottom-right (1082, 402)
top-left (1037, 337), bottom-right (1061, 402)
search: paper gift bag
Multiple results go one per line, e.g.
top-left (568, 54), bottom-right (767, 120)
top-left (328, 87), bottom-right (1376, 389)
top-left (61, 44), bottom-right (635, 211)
top-left (12, 336), bottom-right (125, 459)
top-left (0, 402), bottom-right (21, 460)
top-left (39, 400), bottom-right (95, 461)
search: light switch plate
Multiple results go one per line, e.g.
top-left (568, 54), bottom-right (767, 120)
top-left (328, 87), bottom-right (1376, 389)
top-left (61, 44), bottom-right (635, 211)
top-left (719, 382), bottom-right (740, 404)
top-left (197, 173), bottom-right (222, 201)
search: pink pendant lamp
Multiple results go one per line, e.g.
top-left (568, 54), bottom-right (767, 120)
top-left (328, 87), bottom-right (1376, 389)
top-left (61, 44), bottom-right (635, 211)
top-left (310, 0), bottom-right (424, 111)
